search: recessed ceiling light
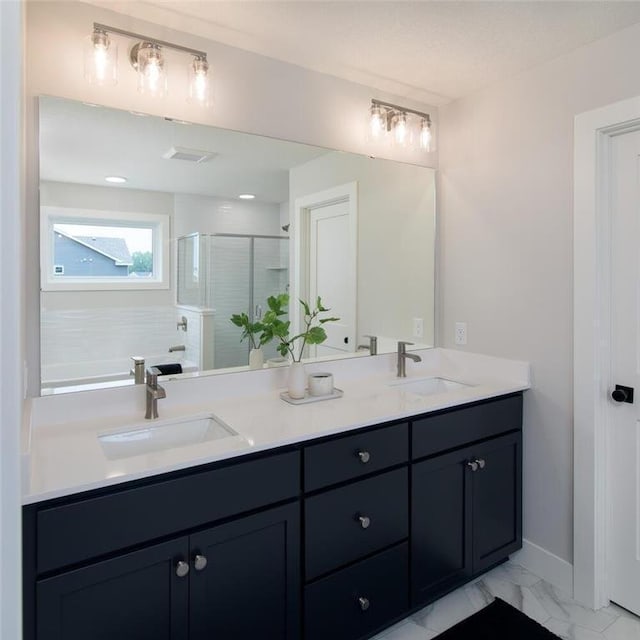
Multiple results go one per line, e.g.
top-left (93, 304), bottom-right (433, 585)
top-left (238, 194), bottom-right (255, 200)
top-left (105, 176), bottom-right (127, 184)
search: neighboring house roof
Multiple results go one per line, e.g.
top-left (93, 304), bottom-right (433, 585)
top-left (55, 230), bottom-right (133, 266)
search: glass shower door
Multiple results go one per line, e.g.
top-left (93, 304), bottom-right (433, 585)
top-left (253, 237), bottom-right (289, 363)
top-left (210, 236), bottom-right (252, 369)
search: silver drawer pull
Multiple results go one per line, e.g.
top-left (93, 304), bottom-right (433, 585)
top-left (466, 460), bottom-right (479, 472)
top-left (357, 450), bottom-right (371, 464)
top-left (357, 514), bottom-right (371, 529)
top-left (175, 560), bottom-right (190, 578)
top-left (193, 554), bottom-right (208, 571)
top-left (476, 458), bottom-right (486, 469)
top-left (358, 596), bottom-right (370, 611)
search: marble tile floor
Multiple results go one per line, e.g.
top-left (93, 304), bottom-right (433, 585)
top-left (372, 562), bottom-right (640, 640)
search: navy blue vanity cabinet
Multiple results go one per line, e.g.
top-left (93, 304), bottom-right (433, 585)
top-left (37, 537), bottom-right (190, 640)
top-left (303, 423), bottom-right (410, 640)
top-left (24, 451), bottom-right (301, 640)
top-left (411, 395), bottom-right (523, 608)
top-left (189, 503), bottom-right (300, 640)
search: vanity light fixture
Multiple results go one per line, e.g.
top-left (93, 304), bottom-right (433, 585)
top-left (238, 194), bottom-right (256, 200)
top-left (105, 176), bottom-right (127, 184)
top-left (367, 99), bottom-right (435, 153)
top-left (84, 23), bottom-right (212, 107)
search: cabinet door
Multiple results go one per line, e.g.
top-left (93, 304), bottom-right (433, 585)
top-left (36, 537), bottom-right (189, 640)
top-left (189, 502), bottom-right (300, 640)
top-left (471, 432), bottom-right (522, 573)
top-left (411, 448), bottom-right (472, 607)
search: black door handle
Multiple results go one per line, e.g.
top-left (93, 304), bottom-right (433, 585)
top-left (612, 385), bottom-right (634, 404)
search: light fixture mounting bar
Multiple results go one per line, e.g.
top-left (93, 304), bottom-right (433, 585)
top-left (371, 99), bottom-right (430, 121)
top-left (93, 22), bottom-right (207, 60)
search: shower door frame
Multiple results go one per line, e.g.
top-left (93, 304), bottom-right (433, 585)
top-left (178, 232), bottom-right (289, 365)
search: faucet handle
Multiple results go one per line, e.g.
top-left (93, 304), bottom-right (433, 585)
top-left (397, 340), bottom-right (414, 351)
top-left (363, 335), bottom-right (378, 356)
top-left (146, 366), bottom-right (162, 385)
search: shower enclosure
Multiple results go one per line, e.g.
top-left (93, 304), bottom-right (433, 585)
top-left (177, 233), bottom-right (289, 369)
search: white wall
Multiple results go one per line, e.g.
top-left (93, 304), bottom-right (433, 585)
top-left (290, 152), bottom-right (436, 345)
top-left (39, 182), bottom-right (178, 377)
top-left (0, 2), bottom-right (23, 637)
top-left (24, 0), bottom-right (437, 395)
top-left (439, 21), bottom-right (640, 565)
top-left (173, 194), bottom-right (281, 238)
top-left (40, 180), bottom-right (175, 312)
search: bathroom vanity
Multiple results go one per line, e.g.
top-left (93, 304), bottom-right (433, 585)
top-left (22, 350), bottom-right (526, 640)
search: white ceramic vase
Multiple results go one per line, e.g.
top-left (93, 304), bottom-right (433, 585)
top-left (249, 347), bottom-right (264, 370)
top-left (287, 361), bottom-right (307, 399)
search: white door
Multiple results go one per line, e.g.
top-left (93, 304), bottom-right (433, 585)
top-left (609, 129), bottom-right (640, 616)
top-left (309, 201), bottom-right (355, 356)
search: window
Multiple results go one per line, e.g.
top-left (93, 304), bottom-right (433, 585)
top-left (41, 207), bottom-right (170, 291)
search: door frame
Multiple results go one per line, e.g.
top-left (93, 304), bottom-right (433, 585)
top-left (291, 182), bottom-right (358, 341)
top-left (574, 95), bottom-right (640, 609)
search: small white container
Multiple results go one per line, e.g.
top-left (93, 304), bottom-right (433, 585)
top-left (308, 372), bottom-right (334, 397)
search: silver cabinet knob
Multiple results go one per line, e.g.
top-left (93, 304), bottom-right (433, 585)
top-left (466, 460), bottom-right (479, 472)
top-left (357, 514), bottom-right (371, 529)
top-left (476, 458), bottom-right (486, 470)
top-left (193, 554), bottom-right (208, 571)
top-left (357, 450), bottom-right (371, 464)
top-left (358, 596), bottom-right (370, 611)
top-left (175, 560), bottom-right (190, 578)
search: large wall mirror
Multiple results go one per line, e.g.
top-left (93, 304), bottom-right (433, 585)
top-left (39, 96), bottom-right (436, 394)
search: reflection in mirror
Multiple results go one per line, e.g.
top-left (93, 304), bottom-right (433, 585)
top-left (39, 96), bottom-right (435, 394)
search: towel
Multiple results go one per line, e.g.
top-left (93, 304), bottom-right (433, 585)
top-left (154, 363), bottom-right (183, 376)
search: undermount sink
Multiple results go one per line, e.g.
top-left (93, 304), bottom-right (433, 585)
top-left (98, 413), bottom-right (247, 460)
top-left (390, 376), bottom-right (473, 397)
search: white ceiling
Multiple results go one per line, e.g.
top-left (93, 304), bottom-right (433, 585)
top-left (90, 1), bottom-right (640, 105)
top-left (40, 96), bottom-right (329, 202)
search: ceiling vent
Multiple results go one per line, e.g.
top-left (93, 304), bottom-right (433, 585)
top-left (162, 146), bottom-right (217, 163)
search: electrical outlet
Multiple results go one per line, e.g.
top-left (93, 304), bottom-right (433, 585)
top-left (455, 322), bottom-right (467, 345)
top-left (413, 317), bottom-right (424, 339)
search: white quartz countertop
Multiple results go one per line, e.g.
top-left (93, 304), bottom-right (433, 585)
top-left (22, 348), bottom-right (530, 505)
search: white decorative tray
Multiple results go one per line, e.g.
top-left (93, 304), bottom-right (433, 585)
top-left (279, 388), bottom-right (344, 405)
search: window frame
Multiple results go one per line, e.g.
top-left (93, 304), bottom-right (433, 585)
top-left (40, 207), bottom-right (170, 291)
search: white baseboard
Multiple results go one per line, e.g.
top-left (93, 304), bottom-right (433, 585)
top-left (511, 538), bottom-right (574, 596)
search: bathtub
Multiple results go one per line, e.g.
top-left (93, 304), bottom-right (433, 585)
top-left (41, 355), bottom-right (198, 391)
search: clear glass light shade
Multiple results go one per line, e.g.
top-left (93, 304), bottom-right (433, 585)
top-left (136, 43), bottom-right (167, 97)
top-left (84, 30), bottom-right (117, 86)
top-left (419, 117), bottom-right (434, 152)
top-left (188, 57), bottom-right (212, 107)
top-left (368, 104), bottom-right (386, 141)
top-left (392, 113), bottom-right (409, 147)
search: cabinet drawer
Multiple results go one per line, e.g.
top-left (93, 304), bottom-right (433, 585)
top-left (305, 468), bottom-right (408, 580)
top-left (304, 423), bottom-right (408, 492)
top-left (37, 450), bottom-right (300, 574)
top-left (412, 395), bottom-right (522, 460)
top-left (305, 543), bottom-right (408, 640)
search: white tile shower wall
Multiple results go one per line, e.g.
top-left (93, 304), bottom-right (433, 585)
top-left (41, 306), bottom-right (181, 376)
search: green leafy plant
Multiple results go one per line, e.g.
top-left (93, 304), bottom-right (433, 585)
top-left (229, 313), bottom-right (270, 350)
top-left (262, 293), bottom-right (339, 362)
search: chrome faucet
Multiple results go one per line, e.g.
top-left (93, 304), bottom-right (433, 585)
top-left (397, 341), bottom-right (422, 378)
top-left (130, 356), bottom-right (145, 384)
top-left (168, 345), bottom-right (186, 353)
top-left (145, 367), bottom-right (166, 419)
top-left (357, 335), bottom-right (378, 356)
